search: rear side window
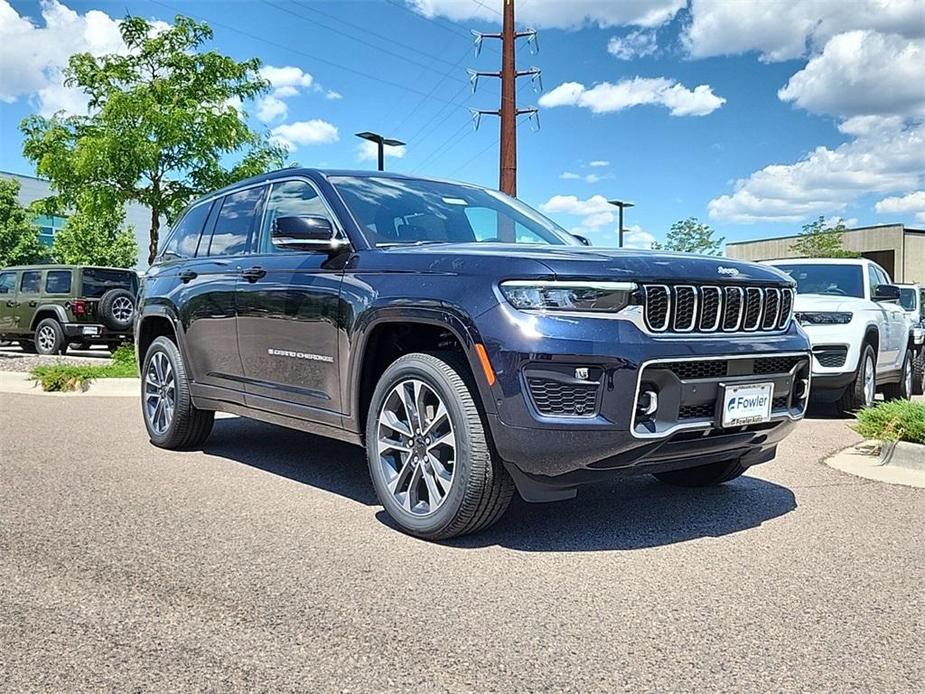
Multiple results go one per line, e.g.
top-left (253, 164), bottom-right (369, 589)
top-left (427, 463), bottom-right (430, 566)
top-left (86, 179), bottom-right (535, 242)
top-left (20, 271), bottom-right (42, 294)
top-left (203, 186), bottom-right (265, 257)
top-left (0, 272), bottom-right (15, 295)
top-left (161, 202), bottom-right (212, 260)
top-left (80, 269), bottom-right (138, 298)
top-left (45, 270), bottom-right (72, 294)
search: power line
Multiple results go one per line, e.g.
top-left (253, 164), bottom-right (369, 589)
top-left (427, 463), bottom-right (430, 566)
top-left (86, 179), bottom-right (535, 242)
top-left (390, 46), bottom-right (473, 134)
top-left (384, 0), bottom-right (499, 54)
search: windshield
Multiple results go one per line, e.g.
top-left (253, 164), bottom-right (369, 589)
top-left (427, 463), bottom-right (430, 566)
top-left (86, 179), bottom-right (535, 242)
top-left (899, 287), bottom-right (917, 311)
top-left (331, 176), bottom-right (574, 247)
top-left (774, 264), bottom-right (864, 298)
top-left (81, 268), bottom-right (138, 298)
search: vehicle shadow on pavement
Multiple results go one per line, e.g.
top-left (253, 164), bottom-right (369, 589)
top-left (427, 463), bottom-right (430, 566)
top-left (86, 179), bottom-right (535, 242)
top-left (204, 418), bottom-right (378, 506)
top-left (444, 474), bottom-right (797, 552)
top-left (205, 418), bottom-right (796, 551)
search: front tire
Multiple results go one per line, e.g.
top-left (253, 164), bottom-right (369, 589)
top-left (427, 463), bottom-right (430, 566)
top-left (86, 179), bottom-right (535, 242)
top-left (912, 350), bottom-right (924, 396)
top-left (142, 336), bottom-right (214, 449)
top-left (366, 352), bottom-right (514, 540)
top-left (882, 349), bottom-right (913, 401)
top-left (34, 318), bottom-right (65, 355)
top-left (654, 459), bottom-right (747, 487)
top-left (837, 344), bottom-right (876, 414)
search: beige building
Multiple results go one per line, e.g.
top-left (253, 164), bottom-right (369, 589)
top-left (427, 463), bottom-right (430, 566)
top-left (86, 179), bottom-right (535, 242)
top-left (726, 224), bottom-right (925, 283)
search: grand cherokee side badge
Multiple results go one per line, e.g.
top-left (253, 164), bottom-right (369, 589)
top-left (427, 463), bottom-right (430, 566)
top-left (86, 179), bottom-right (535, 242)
top-left (267, 348), bottom-right (334, 363)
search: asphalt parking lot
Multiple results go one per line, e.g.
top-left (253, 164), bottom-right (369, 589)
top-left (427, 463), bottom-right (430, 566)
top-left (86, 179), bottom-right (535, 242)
top-left (1, 393), bottom-right (922, 692)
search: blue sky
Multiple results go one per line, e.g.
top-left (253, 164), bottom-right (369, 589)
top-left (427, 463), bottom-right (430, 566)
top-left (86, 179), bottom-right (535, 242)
top-left (1, 0), bottom-right (923, 248)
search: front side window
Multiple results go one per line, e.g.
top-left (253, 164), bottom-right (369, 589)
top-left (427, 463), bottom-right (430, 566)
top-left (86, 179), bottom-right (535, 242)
top-left (205, 186), bottom-right (265, 257)
top-left (775, 264), bottom-right (864, 298)
top-left (0, 272), bottom-right (16, 295)
top-left (45, 270), bottom-right (72, 294)
top-left (331, 176), bottom-right (574, 247)
top-left (259, 180), bottom-right (333, 253)
top-left (20, 271), bottom-right (42, 294)
top-left (161, 202), bottom-right (212, 260)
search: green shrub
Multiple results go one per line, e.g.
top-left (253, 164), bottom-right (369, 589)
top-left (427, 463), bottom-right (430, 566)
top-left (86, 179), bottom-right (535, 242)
top-left (854, 400), bottom-right (925, 445)
top-left (30, 347), bottom-right (139, 391)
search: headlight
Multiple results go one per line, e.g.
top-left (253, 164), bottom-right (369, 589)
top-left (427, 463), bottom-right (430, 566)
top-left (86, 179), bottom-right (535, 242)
top-left (795, 311), bottom-right (853, 325)
top-left (500, 280), bottom-right (637, 313)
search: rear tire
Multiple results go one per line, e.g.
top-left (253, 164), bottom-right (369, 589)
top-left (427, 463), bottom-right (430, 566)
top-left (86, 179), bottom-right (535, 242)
top-left (913, 350), bottom-right (924, 396)
top-left (141, 336), bottom-right (214, 449)
top-left (366, 352), bottom-right (514, 540)
top-left (837, 344), bottom-right (876, 415)
top-left (653, 459), bottom-right (747, 487)
top-left (34, 318), bottom-right (65, 356)
top-left (882, 349), bottom-right (913, 401)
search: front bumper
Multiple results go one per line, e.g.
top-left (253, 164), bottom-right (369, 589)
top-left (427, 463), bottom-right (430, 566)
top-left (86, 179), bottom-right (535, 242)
top-left (476, 303), bottom-right (811, 496)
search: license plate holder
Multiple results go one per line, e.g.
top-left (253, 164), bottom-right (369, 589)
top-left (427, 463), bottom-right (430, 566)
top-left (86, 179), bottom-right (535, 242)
top-left (720, 382), bottom-right (774, 427)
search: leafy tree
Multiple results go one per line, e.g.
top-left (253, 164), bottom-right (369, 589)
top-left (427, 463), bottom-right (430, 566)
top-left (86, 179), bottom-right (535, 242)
top-left (20, 15), bottom-right (286, 265)
top-left (652, 217), bottom-right (725, 255)
top-left (790, 216), bottom-right (860, 258)
top-left (53, 202), bottom-right (137, 268)
top-left (0, 178), bottom-right (49, 267)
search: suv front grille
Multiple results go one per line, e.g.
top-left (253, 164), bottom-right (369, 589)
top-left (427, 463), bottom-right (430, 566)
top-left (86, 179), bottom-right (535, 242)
top-left (642, 285), bottom-right (793, 334)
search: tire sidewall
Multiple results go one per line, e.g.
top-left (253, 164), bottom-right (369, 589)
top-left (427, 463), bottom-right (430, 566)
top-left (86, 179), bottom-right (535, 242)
top-left (860, 346), bottom-right (876, 407)
top-left (899, 349), bottom-right (913, 399)
top-left (100, 288), bottom-right (135, 331)
top-left (34, 319), bottom-right (63, 355)
top-left (366, 356), bottom-right (477, 537)
top-left (141, 336), bottom-right (187, 446)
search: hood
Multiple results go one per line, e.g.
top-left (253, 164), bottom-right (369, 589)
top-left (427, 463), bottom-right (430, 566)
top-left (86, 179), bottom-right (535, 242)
top-left (382, 243), bottom-right (792, 285)
top-left (792, 293), bottom-right (867, 312)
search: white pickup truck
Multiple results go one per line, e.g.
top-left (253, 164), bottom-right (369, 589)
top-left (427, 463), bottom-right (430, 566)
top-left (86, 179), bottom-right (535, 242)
top-left (767, 258), bottom-right (916, 413)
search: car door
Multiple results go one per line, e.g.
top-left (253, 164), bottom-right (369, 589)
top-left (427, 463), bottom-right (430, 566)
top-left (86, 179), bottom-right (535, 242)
top-left (0, 270), bottom-right (19, 333)
top-left (173, 187), bottom-right (265, 399)
top-left (235, 177), bottom-right (347, 426)
top-left (16, 270), bottom-right (43, 335)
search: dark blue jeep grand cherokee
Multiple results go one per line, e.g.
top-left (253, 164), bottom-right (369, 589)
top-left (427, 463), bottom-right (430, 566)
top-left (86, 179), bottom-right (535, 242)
top-left (136, 169), bottom-right (811, 539)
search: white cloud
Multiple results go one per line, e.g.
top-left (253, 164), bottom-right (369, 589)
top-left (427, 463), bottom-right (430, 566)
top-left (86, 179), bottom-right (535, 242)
top-left (559, 171), bottom-right (610, 184)
top-left (541, 194), bottom-right (651, 248)
top-left (404, 0), bottom-right (685, 29)
top-left (0, 0), bottom-right (126, 116)
top-left (325, 90), bottom-right (343, 100)
top-left (356, 140), bottom-right (407, 162)
top-left (257, 95), bottom-right (288, 123)
top-left (683, 0), bottom-right (925, 62)
top-left (270, 120), bottom-right (339, 151)
top-left (589, 160), bottom-right (609, 167)
top-left (875, 191), bottom-right (925, 222)
top-left (707, 120), bottom-right (925, 223)
top-left (540, 77), bottom-right (725, 117)
top-left (778, 30), bottom-right (925, 119)
top-left (607, 29), bottom-right (658, 60)
top-left (623, 225), bottom-right (656, 249)
top-left (260, 65), bottom-right (314, 91)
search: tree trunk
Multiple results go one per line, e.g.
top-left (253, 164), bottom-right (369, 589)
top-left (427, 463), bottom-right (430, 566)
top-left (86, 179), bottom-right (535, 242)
top-left (147, 208), bottom-right (160, 266)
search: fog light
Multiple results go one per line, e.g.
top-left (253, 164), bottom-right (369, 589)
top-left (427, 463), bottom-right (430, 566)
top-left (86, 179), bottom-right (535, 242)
top-left (637, 389), bottom-right (658, 416)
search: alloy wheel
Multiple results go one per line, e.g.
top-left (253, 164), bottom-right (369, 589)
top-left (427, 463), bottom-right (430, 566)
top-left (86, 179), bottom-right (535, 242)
top-left (112, 296), bottom-right (134, 323)
top-left (37, 325), bottom-right (56, 353)
top-left (376, 378), bottom-right (456, 516)
top-left (863, 355), bottom-right (875, 406)
top-left (144, 351), bottom-right (176, 435)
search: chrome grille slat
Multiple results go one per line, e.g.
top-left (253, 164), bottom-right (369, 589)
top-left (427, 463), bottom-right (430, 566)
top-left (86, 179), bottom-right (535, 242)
top-left (642, 284), bottom-right (793, 335)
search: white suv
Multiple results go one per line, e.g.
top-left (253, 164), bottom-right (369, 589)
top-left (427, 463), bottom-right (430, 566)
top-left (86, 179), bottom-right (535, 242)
top-left (897, 283), bottom-right (924, 394)
top-left (767, 258), bottom-right (914, 413)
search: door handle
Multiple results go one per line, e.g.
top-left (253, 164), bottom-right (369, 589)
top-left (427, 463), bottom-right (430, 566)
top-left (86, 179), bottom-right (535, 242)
top-left (28, 301), bottom-right (37, 307)
top-left (241, 266), bottom-right (267, 282)
top-left (5, 300), bottom-right (16, 308)
top-left (178, 270), bottom-right (198, 283)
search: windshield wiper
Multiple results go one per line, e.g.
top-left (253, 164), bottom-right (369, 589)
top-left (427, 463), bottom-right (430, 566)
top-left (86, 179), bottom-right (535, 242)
top-left (377, 240), bottom-right (449, 248)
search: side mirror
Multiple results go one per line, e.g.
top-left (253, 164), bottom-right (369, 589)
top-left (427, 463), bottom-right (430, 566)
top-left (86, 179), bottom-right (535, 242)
top-left (571, 233), bottom-right (591, 246)
top-left (873, 284), bottom-right (901, 302)
top-left (272, 215), bottom-right (344, 250)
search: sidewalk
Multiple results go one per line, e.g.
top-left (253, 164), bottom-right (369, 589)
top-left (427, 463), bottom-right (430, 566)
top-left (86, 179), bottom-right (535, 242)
top-left (0, 371), bottom-right (139, 397)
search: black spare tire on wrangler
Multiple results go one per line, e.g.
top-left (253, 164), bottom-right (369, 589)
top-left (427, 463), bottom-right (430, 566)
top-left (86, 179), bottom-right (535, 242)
top-left (99, 288), bottom-right (135, 331)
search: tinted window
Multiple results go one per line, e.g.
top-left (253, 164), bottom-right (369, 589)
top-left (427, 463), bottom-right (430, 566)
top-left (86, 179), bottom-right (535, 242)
top-left (80, 269), bottom-right (138, 298)
top-left (20, 271), bottom-right (42, 294)
top-left (161, 202), bottom-right (212, 259)
top-left (0, 272), bottom-right (15, 295)
top-left (259, 180), bottom-right (332, 253)
top-left (331, 176), bottom-right (572, 247)
top-left (45, 270), bottom-right (72, 294)
top-left (206, 187), bottom-right (264, 256)
top-left (775, 264), bottom-right (864, 298)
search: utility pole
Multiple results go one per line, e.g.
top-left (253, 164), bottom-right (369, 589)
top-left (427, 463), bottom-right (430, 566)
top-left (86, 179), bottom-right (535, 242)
top-left (469, 0), bottom-right (540, 197)
top-left (355, 131), bottom-right (405, 172)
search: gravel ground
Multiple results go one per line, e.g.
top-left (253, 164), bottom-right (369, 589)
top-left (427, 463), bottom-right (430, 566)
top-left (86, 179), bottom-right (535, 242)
top-left (0, 345), bottom-right (112, 372)
top-left (0, 394), bottom-right (922, 692)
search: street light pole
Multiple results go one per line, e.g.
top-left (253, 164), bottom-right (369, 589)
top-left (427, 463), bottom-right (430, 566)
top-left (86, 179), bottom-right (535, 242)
top-left (608, 199), bottom-right (635, 248)
top-left (355, 131), bottom-right (406, 172)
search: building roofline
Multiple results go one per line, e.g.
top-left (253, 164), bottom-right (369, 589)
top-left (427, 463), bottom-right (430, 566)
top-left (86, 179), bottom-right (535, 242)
top-left (725, 223), bottom-right (920, 246)
top-left (0, 170), bottom-right (48, 182)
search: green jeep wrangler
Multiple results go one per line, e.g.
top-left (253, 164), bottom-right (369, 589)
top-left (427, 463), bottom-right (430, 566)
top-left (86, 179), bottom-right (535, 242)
top-left (0, 265), bottom-right (137, 355)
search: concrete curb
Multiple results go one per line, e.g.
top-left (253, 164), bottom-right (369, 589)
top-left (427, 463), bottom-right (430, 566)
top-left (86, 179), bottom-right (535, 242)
top-left (0, 371), bottom-right (139, 398)
top-left (825, 440), bottom-right (925, 489)
top-left (879, 440), bottom-right (925, 472)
